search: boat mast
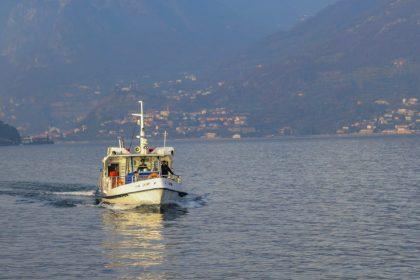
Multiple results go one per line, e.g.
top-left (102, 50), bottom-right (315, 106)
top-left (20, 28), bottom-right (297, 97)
top-left (163, 130), bottom-right (167, 148)
top-left (132, 100), bottom-right (148, 154)
top-left (118, 136), bottom-right (125, 148)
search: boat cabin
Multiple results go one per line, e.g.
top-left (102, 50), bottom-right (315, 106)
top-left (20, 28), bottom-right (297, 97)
top-left (100, 147), bottom-right (177, 191)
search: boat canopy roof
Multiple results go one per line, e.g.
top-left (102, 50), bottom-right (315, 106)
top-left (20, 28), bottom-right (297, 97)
top-left (106, 146), bottom-right (174, 158)
top-left (107, 153), bottom-right (172, 158)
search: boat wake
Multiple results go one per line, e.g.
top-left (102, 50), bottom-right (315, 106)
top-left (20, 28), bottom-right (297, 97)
top-left (177, 192), bottom-right (209, 209)
top-left (0, 181), bottom-right (96, 208)
top-left (98, 192), bottom-right (209, 211)
top-left (52, 190), bottom-right (96, 197)
top-left (0, 180), bottom-right (208, 210)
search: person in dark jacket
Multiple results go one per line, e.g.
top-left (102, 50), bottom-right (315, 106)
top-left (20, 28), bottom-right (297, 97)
top-left (161, 161), bottom-right (175, 177)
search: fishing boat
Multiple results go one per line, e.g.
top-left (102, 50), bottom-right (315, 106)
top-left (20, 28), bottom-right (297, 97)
top-left (97, 101), bottom-right (187, 206)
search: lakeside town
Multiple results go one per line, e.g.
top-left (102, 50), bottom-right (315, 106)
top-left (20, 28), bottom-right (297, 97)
top-left (2, 71), bottom-right (419, 142)
top-left (43, 90), bottom-right (420, 141)
top-left (337, 97), bottom-right (420, 136)
top-left (49, 106), bottom-right (254, 141)
top-left (15, 93), bottom-right (420, 142)
top-left (7, 74), bottom-right (257, 141)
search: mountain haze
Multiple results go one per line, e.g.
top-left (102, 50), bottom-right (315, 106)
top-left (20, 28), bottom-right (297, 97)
top-left (0, 0), bottom-right (337, 90)
top-left (0, 0), bottom-right (337, 135)
top-left (215, 0), bottom-right (420, 134)
top-left (0, 0), bottom-right (250, 132)
top-left (0, 0), bottom-right (248, 93)
top-left (223, 0), bottom-right (336, 34)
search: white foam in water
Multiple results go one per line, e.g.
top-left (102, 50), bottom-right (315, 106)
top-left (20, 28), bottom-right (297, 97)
top-left (177, 193), bottom-right (209, 208)
top-left (97, 193), bottom-right (208, 210)
top-left (52, 190), bottom-right (96, 197)
top-left (99, 202), bottom-right (143, 211)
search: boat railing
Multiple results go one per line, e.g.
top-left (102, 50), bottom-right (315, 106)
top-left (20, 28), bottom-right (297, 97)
top-left (106, 174), bottom-right (158, 189)
top-left (100, 173), bottom-right (182, 194)
top-left (169, 174), bottom-right (182, 184)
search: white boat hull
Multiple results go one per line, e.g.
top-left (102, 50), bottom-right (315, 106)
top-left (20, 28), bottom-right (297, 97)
top-left (99, 178), bottom-right (187, 206)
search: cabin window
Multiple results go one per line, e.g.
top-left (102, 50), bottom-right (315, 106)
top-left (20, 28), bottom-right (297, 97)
top-left (108, 163), bottom-right (119, 177)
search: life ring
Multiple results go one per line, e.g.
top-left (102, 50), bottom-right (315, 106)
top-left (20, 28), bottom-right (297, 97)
top-left (117, 178), bottom-right (125, 186)
top-left (148, 173), bottom-right (159, 179)
top-left (135, 146), bottom-right (141, 153)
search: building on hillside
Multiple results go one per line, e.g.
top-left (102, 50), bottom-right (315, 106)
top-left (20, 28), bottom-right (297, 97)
top-left (204, 132), bottom-right (217, 139)
top-left (395, 125), bottom-right (413, 135)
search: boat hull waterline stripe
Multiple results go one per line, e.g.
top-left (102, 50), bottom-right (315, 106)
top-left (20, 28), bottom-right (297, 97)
top-left (103, 188), bottom-right (188, 200)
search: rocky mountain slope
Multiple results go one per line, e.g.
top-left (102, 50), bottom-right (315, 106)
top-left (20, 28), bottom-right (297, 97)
top-left (0, 0), bottom-right (249, 94)
top-left (215, 0), bottom-right (420, 134)
top-left (223, 0), bottom-right (336, 35)
top-left (0, 0), bottom-right (249, 132)
top-left (0, 0), bottom-right (336, 135)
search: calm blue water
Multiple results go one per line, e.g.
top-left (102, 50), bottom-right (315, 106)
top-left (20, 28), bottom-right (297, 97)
top-left (0, 136), bottom-right (419, 279)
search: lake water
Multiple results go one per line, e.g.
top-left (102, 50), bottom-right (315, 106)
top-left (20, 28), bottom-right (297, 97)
top-left (0, 136), bottom-right (419, 279)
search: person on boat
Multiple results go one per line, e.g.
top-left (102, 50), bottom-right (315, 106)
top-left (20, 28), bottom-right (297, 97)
top-left (137, 158), bottom-right (149, 172)
top-left (161, 161), bottom-right (175, 177)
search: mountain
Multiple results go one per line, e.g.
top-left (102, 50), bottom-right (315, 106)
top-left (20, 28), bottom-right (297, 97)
top-left (0, 0), bottom-right (249, 94)
top-left (0, 0), bottom-right (337, 96)
top-left (0, 121), bottom-right (20, 145)
top-left (0, 0), bottom-right (339, 135)
top-left (214, 0), bottom-right (420, 135)
top-left (223, 0), bottom-right (336, 35)
top-left (5, 0), bottom-right (418, 138)
top-left (0, 0), bottom-right (251, 132)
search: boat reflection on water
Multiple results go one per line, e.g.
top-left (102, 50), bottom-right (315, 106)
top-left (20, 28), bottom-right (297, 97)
top-left (101, 206), bottom-right (186, 279)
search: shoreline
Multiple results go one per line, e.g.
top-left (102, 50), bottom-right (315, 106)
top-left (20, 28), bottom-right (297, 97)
top-left (42, 132), bottom-right (420, 145)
